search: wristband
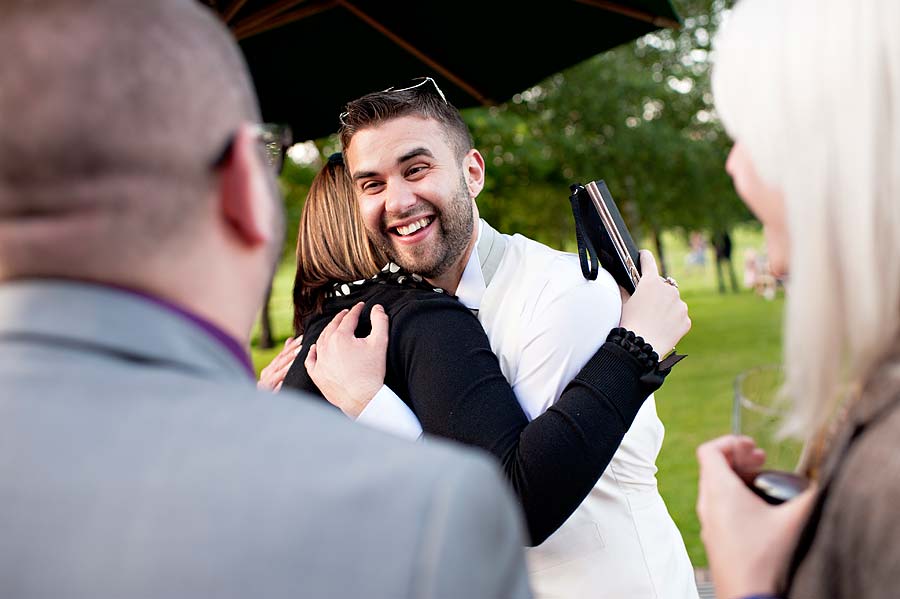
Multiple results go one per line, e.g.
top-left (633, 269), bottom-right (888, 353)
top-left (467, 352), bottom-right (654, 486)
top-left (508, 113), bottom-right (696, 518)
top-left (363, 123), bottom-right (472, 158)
top-left (606, 327), bottom-right (687, 386)
top-left (606, 327), bottom-right (659, 370)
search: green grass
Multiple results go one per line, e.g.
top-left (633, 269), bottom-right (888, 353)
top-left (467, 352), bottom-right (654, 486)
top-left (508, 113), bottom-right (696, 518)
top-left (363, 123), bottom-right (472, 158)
top-left (653, 290), bottom-right (783, 565)
top-left (251, 226), bottom-right (785, 567)
top-left (647, 226), bottom-right (784, 566)
top-left (250, 261), bottom-right (299, 372)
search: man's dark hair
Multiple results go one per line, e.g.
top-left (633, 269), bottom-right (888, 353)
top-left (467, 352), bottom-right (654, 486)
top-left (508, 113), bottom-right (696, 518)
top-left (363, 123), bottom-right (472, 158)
top-left (338, 83), bottom-right (473, 162)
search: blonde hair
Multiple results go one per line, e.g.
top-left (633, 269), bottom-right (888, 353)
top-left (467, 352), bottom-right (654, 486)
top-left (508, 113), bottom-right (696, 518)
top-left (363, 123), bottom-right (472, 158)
top-left (712, 0), bottom-right (900, 439)
top-left (292, 157), bottom-right (388, 334)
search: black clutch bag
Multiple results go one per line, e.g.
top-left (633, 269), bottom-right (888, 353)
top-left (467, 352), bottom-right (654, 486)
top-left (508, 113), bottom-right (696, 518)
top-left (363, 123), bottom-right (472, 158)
top-left (569, 180), bottom-right (641, 294)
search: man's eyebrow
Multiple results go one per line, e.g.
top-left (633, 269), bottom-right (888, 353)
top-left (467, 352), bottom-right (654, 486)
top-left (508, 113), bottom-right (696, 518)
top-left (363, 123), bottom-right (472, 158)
top-left (351, 147), bottom-right (435, 182)
top-left (352, 169), bottom-right (377, 182)
top-left (398, 147), bottom-right (434, 164)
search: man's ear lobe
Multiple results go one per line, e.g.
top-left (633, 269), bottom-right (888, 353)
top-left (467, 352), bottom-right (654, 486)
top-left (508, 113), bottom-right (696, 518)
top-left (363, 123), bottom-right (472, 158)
top-left (218, 124), bottom-right (272, 246)
top-left (464, 149), bottom-right (486, 199)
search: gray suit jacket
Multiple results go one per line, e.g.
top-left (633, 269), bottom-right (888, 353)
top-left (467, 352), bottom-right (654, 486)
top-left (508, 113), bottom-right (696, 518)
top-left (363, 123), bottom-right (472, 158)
top-left (0, 280), bottom-right (530, 598)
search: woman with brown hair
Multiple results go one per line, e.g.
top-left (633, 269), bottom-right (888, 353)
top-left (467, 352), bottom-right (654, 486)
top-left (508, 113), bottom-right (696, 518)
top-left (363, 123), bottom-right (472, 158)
top-left (290, 152), bottom-right (389, 335)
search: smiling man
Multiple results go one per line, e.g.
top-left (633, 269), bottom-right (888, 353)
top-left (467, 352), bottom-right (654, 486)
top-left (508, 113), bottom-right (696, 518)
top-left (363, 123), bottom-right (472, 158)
top-left (348, 113), bottom-right (478, 290)
top-left (336, 79), bottom-right (699, 598)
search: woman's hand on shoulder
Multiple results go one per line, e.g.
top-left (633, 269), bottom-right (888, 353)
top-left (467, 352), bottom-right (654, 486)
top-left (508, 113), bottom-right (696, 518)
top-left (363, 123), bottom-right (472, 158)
top-left (305, 302), bottom-right (389, 418)
top-left (619, 250), bottom-right (691, 357)
top-left (257, 336), bottom-right (304, 391)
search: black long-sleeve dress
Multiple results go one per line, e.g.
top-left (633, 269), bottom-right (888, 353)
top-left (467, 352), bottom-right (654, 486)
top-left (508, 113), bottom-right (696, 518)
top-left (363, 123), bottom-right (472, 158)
top-left (283, 269), bottom-right (669, 545)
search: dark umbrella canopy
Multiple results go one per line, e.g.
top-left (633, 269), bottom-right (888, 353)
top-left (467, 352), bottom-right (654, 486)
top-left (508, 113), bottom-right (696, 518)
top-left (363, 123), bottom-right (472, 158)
top-left (202, 0), bottom-right (680, 141)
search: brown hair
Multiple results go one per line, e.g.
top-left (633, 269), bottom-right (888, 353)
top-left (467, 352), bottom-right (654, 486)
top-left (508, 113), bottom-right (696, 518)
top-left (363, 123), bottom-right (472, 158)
top-left (338, 80), bottom-right (473, 162)
top-left (292, 155), bottom-right (388, 335)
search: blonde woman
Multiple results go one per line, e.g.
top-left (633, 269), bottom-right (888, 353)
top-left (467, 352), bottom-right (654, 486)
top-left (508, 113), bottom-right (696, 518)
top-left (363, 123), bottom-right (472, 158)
top-left (697, 0), bottom-right (900, 598)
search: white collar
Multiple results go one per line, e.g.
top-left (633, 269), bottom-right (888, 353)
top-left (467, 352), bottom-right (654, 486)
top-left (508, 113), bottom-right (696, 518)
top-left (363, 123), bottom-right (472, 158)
top-left (455, 220), bottom-right (486, 311)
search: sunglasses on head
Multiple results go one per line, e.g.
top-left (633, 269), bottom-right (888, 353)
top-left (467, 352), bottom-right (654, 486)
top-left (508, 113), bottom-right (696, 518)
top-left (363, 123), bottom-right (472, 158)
top-left (339, 76), bottom-right (448, 125)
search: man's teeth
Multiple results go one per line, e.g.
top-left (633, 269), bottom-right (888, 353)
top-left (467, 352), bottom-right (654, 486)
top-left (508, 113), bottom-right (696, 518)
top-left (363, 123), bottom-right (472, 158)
top-left (395, 217), bottom-right (432, 237)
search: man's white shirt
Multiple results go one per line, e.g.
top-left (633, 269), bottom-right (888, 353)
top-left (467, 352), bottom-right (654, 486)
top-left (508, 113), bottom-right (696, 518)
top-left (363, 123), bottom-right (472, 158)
top-left (357, 220), bottom-right (698, 598)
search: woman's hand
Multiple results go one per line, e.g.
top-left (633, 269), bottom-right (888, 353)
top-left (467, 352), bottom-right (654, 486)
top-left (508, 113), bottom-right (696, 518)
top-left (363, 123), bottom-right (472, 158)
top-left (305, 302), bottom-right (389, 419)
top-left (696, 435), bottom-right (818, 599)
top-left (257, 336), bottom-right (304, 391)
top-left (619, 250), bottom-right (691, 357)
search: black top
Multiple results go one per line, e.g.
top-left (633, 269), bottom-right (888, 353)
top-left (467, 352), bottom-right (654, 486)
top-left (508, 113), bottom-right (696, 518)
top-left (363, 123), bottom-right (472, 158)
top-left (284, 269), bottom-right (667, 545)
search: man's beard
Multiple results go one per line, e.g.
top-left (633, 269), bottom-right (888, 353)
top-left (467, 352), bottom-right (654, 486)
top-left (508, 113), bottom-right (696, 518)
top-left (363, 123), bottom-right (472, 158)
top-left (370, 174), bottom-right (473, 279)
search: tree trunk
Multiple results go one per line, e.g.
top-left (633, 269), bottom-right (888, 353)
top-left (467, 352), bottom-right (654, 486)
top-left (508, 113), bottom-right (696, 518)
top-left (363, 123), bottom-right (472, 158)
top-left (258, 284), bottom-right (274, 349)
top-left (652, 226), bottom-right (667, 278)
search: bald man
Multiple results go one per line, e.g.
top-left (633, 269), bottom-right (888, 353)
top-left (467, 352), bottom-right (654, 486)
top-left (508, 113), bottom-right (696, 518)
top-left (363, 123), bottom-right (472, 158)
top-left (0, 2), bottom-right (529, 597)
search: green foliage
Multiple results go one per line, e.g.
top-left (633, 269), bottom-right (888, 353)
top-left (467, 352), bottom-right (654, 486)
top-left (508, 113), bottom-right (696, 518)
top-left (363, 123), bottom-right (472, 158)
top-left (465, 0), bottom-right (749, 252)
top-left (277, 156), bottom-right (318, 260)
top-left (251, 258), bottom-right (298, 359)
top-left (275, 134), bottom-right (345, 259)
top-left (276, 2), bottom-right (748, 255)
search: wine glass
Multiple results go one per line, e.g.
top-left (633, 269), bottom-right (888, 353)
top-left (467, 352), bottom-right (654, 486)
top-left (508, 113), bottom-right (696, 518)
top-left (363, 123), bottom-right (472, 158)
top-left (733, 364), bottom-right (809, 503)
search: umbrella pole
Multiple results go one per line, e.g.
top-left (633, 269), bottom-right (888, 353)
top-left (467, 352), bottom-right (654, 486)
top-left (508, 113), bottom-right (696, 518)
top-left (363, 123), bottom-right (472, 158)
top-left (337, 0), bottom-right (494, 106)
top-left (575, 0), bottom-right (681, 30)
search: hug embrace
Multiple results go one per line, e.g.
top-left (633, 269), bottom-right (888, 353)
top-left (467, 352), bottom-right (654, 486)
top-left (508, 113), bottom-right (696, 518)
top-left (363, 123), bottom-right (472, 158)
top-left (262, 76), bottom-right (696, 598)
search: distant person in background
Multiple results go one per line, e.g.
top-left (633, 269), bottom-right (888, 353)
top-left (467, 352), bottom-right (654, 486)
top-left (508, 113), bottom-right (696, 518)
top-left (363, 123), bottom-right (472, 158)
top-left (756, 252), bottom-right (778, 300)
top-left (686, 230), bottom-right (708, 270)
top-left (0, 1), bottom-right (531, 597)
top-left (742, 247), bottom-right (760, 290)
top-left (742, 247), bottom-right (777, 300)
top-left (712, 230), bottom-right (739, 293)
top-left (697, 0), bottom-right (900, 598)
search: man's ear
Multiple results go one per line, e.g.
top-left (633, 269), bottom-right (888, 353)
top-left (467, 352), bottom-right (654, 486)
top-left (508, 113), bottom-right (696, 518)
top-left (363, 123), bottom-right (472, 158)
top-left (463, 149), bottom-right (486, 199)
top-left (217, 124), bottom-right (274, 247)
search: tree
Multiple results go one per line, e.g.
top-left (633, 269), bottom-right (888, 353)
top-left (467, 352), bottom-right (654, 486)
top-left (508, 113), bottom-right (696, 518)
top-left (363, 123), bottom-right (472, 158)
top-left (256, 0), bottom-right (750, 347)
top-left (463, 0), bottom-right (749, 269)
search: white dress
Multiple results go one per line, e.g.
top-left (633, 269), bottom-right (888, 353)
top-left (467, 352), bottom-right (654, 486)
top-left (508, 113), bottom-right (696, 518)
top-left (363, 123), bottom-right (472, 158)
top-left (474, 226), bottom-right (697, 599)
top-left (359, 221), bottom-right (698, 598)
